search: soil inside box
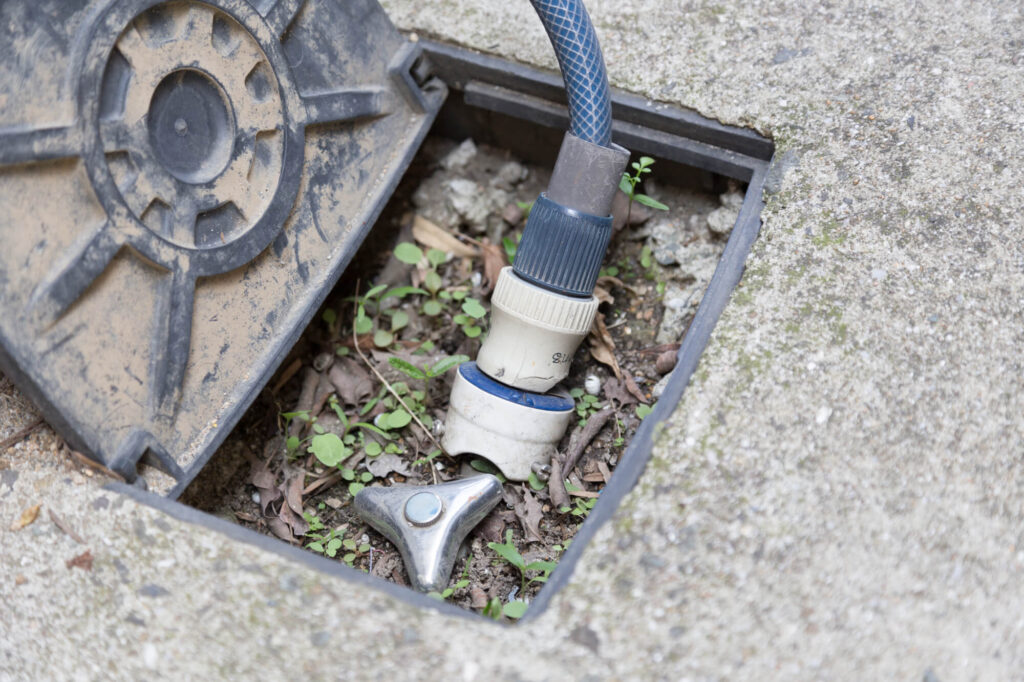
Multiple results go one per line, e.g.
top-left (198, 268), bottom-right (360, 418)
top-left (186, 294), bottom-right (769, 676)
top-left (182, 135), bottom-right (742, 618)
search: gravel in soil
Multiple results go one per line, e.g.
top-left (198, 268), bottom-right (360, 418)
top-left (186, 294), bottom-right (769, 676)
top-left (182, 136), bottom-right (742, 617)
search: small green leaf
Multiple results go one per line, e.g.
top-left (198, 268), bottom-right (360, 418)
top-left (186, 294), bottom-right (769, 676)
top-left (343, 539), bottom-right (357, 550)
top-left (502, 236), bottom-right (518, 263)
top-left (358, 543), bottom-right (371, 553)
top-left (385, 409), bottom-right (412, 429)
top-left (354, 314), bottom-right (373, 335)
top-left (451, 290), bottom-right (467, 301)
top-left (462, 325), bottom-right (482, 338)
top-left (422, 299), bottom-right (443, 316)
top-left (426, 248), bottom-right (447, 267)
top-left (423, 271), bottom-right (443, 294)
top-left (308, 433), bottom-right (346, 467)
top-left (638, 156), bottom-right (655, 168)
top-left (343, 553), bottom-right (356, 563)
top-left (461, 298), bottom-right (486, 319)
top-left (322, 309), bottom-right (337, 326)
top-left (527, 472), bottom-right (546, 491)
top-left (360, 472), bottom-right (373, 483)
top-left (382, 286), bottom-right (428, 301)
top-left (285, 435), bottom-right (300, 453)
top-left (393, 242), bottom-right (423, 265)
top-left (335, 345), bottom-right (349, 356)
top-left (636, 403), bottom-right (654, 420)
top-left (487, 541), bottom-right (525, 571)
top-left (312, 423), bottom-right (325, 435)
top-left (326, 538), bottom-right (342, 553)
top-left (469, 457), bottom-right (506, 483)
top-left (373, 329), bottom-right (393, 347)
top-left (341, 468), bottom-right (355, 481)
top-left (428, 354), bottom-right (469, 377)
top-left (364, 283), bottom-right (388, 300)
top-left (640, 245), bottom-right (653, 269)
top-left (502, 601), bottom-right (528, 619)
top-left (388, 357), bottom-right (426, 380)
top-left (525, 560), bottom-right (558, 573)
top-left (515, 200), bottom-right (534, 219)
top-left (348, 482), bottom-right (364, 496)
top-left (619, 174), bottom-right (634, 196)
top-left (563, 479), bottom-right (581, 493)
top-left (364, 441), bottom-right (382, 457)
top-left (307, 541), bottom-right (324, 553)
top-left (634, 194), bottom-right (669, 211)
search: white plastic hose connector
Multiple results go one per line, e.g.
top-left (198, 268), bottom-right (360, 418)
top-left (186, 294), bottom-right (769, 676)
top-left (476, 267), bottom-right (598, 393)
top-left (441, 364), bottom-right (574, 481)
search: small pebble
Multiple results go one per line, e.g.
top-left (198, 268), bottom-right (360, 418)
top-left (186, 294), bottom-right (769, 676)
top-left (251, 491), bottom-right (260, 504)
top-left (584, 375), bottom-right (601, 395)
top-left (655, 350), bottom-right (677, 375)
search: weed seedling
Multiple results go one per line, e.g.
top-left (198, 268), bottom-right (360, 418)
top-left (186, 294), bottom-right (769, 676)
top-left (303, 513), bottom-right (345, 557)
top-left (569, 387), bottom-right (603, 427)
top-left (558, 482), bottom-right (598, 518)
top-left (388, 353), bottom-right (469, 400)
top-left (453, 297), bottom-right (487, 339)
top-left (620, 156), bottom-right (669, 226)
top-left (487, 529), bottom-right (558, 595)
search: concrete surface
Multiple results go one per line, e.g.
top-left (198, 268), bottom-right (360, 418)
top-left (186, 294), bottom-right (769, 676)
top-left (3, 0), bottom-right (1024, 679)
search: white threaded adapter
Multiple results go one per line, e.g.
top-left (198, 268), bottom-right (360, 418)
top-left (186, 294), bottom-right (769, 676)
top-left (441, 362), bottom-right (574, 481)
top-left (476, 267), bottom-right (598, 393)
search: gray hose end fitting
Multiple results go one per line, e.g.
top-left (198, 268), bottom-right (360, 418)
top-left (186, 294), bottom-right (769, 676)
top-left (546, 132), bottom-right (630, 217)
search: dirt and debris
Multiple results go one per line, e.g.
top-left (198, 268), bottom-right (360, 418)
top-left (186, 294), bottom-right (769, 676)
top-left (183, 136), bottom-right (737, 617)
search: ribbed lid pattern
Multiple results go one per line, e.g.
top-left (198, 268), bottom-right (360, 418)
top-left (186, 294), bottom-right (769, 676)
top-left (512, 194), bottom-right (612, 297)
top-left (492, 268), bottom-right (598, 335)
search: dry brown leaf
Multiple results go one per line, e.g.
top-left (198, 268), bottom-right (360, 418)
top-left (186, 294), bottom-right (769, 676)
top-left (284, 473), bottom-right (305, 517)
top-left (588, 314), bottom-right (622, 380)
top-left (471, 510), bottom-right (505, 544)
top-left (266, 517), bottom-right (294, 542)
top-left (412, 214), bottom-right (477, 258)
top-left (480, 240), bottom-right (507, 295)
top-left (65, 550), bottom-right (93, 571)
top-left (602, 377), bottom-right (637, 407)
top-left (249, 460), bottom-right (280, 514)
top-left (366, 454), bottom-right (411, 478)
top-left (327, 359), bottom-right (372, 409)
top-left (277, 500), bottom-right (309, 539)
top-left (514, 489), bottom-right (544, 543)
top-left (10, 503), bottom-right (41, 531)
top-left (623, 374), bottom-right (649, 404)
top-left (592, 284), bottom-right (614, 306)
top-left (567, 488), bottom-right (601, 499)
top-left (288, 368), bottom-right (319, 437)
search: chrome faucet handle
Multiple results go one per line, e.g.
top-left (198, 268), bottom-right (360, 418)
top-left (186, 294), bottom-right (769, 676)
top-left (352, 474), bottom-right (504, 593)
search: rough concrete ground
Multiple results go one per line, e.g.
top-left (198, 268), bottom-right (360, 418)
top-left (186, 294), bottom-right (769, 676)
top-left (3, 0), bottom-right (1024, 679)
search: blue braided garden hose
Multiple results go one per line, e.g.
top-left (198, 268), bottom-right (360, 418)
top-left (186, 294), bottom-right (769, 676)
top-left (529, 0), bottom-right (613, 148)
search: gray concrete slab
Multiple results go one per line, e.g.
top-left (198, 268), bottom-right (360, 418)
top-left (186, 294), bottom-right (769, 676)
top-left (3, 0), bottom-right (1024, 679)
